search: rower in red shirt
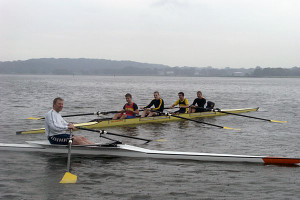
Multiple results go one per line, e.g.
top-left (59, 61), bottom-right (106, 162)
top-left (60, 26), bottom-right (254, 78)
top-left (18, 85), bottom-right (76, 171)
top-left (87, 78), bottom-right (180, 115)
top-left (113, 93), bottom-right (139, 119)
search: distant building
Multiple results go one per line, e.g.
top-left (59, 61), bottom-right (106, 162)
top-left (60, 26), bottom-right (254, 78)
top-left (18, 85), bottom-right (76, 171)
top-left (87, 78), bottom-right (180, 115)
top-left (165, 71), bottom-right (175, 75)
top-left (232, 72), bottom-right (244, 76)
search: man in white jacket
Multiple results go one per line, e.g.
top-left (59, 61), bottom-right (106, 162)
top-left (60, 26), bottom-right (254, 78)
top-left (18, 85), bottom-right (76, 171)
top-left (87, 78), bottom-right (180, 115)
top-left (45, 97), bottom-right (94, 145)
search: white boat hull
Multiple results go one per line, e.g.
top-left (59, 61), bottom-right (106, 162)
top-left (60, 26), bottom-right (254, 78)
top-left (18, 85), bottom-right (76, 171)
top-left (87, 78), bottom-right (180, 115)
top-left (0, 141), bottom-right (299, 165)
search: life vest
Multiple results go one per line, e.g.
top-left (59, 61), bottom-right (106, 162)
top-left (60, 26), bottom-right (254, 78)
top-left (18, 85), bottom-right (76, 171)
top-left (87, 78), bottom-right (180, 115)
top-left (125, 103), bottom-right (136, 117)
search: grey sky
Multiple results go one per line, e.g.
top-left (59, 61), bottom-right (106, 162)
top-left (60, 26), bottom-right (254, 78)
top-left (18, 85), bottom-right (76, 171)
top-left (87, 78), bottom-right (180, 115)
top-left (1, 0), bottom-right (299, 68)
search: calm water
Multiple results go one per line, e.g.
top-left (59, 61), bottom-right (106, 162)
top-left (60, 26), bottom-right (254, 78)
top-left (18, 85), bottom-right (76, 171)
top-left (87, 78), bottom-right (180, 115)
top-left (0, 75), bottom-right (299, 200)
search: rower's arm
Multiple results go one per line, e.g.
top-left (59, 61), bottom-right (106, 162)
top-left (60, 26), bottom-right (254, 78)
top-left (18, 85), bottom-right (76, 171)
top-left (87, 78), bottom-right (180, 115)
top-left (185, 99), bottom-right (190, 108)
top-left (179, 104), bottom-right (189, 108)
top-left (182, 104), bottom-right (189, 108)
top-left (170, 100), bottom-right (179, 108)
top-left (133, 104), bottom-right (139, 114)
top-left (192, 99), bottom-right (197, 106)
top-left (145, 100), bottom-right (154, 108)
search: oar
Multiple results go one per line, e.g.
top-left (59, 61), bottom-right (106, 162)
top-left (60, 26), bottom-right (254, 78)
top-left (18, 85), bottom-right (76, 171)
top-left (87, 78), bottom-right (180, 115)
top-left (60, 129), bottom-right (77, 184)
top-left (163, 113), bottom-right (240, 130)
top-left (214, 108), bottom-right (287, 123)
top-left (139, 106), bottom-right (178, 109)
top-left (78, 127), bottom-right (153, 143)
top-left (28, 107), bottom-right (179, 120)
top-left (164, 107), bottom-right (179, 109)
top-left (27, 111), bottom-right (122, 120)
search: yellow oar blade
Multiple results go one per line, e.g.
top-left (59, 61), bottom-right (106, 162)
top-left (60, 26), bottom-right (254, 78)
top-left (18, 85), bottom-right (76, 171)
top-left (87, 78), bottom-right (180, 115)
top-left (223, 126), bottom-right (241, 130)
top-left (154, 139), bottom-right (168, 142)
top-left (27, 117), bottom-right (43, 120)
top-left (60, 172), bottom-right (77, 184)
top-left (270, 120), bottom-right (287, 123)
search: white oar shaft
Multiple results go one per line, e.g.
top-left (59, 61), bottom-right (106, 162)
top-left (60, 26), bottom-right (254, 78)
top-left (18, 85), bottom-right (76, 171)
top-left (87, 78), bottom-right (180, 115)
top-left (66, 129), bottom-right (73, 172)
top-left (60, 129), bottom-right (77, 184)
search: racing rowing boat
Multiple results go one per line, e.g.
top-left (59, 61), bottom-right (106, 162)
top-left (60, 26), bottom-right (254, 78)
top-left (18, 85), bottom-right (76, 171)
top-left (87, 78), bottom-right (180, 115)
top-left (0, 140), bottom-right (299, 165)
top-left (17, 107), bottom-right (259, 134)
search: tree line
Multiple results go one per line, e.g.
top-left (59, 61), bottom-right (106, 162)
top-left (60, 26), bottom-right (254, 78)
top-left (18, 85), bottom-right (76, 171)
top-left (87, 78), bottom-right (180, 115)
top-left (0, 58), bottom-right (299, 77)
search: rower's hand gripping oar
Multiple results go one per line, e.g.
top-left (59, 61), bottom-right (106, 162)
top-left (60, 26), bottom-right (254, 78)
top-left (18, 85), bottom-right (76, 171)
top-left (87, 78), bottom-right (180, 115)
top-left (163, 112), bottom-right (241, 130)
top-left (78, 127), bottom-right (153, 144)
top-left (213, 108), bottom-right (287, 123)
top-left (60, 129), bottom-right (77, 184)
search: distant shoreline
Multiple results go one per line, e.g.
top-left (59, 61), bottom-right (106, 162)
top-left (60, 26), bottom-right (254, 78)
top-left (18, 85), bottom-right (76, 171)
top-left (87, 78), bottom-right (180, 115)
top-left (0, 58), bottom-right (299, 77)
top-left (1, 74), bottom-right (299, 78)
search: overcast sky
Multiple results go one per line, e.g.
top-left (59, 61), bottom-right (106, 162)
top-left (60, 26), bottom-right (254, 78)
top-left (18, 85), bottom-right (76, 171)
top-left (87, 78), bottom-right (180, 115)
top-left (1, 0), bottom-right (299, 68)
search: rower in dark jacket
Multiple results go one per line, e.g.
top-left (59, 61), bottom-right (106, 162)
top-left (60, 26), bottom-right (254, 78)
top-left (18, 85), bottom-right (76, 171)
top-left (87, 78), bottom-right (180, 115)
top-left (141, 91), bottom-right (164, 117)
top-left (189, 91), bottom-right (206, 113)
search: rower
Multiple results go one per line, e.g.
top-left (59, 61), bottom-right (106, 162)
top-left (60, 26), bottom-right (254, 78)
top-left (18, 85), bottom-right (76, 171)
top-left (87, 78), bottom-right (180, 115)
top-left (189, 91), bottom-right (206, 113)
top-left (113, 93), bottom-right (139, 119)
top-left (45, 97), bottom-right (94, 145)
top-left (141, 91), bottom-right (164, 117)
top-left (169, 92), bottom-right (189, 114)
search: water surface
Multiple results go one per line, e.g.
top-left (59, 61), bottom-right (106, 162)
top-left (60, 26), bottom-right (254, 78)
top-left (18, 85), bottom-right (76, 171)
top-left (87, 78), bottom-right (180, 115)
top-left (0, 75), bottom-right (299, 199)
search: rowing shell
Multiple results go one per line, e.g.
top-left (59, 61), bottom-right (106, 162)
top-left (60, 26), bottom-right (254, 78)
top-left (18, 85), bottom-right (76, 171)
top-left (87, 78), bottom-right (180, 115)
top-left (17, 107), bottom-right (259, 134)
top-left (0, 141), bottom-right (299, 165)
